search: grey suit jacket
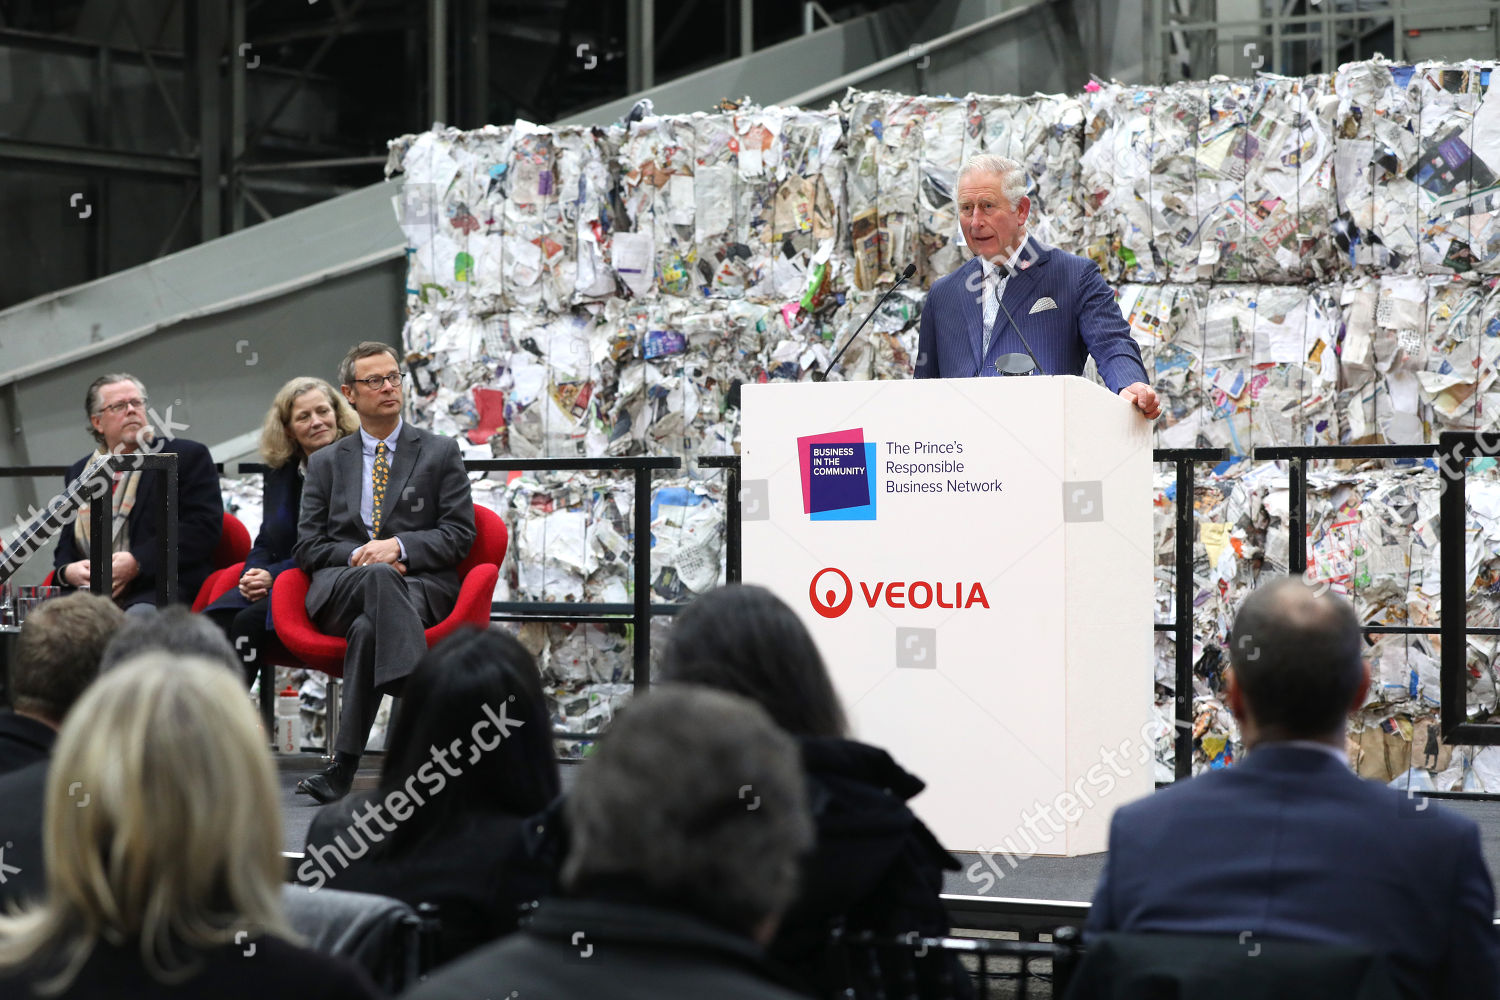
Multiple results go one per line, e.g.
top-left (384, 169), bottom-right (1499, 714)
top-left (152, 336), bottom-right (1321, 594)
top-left (293, 423), bottom-right (476, 624)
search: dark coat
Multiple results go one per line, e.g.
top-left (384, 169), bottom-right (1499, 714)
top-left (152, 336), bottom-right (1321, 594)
top-left (53, 437), bottom-right (223, 607)
top-left (204, 461), bottom-right (303, 624)
top-left (0, 712), bottom-right (54, 777)
top-left (0, 759), bottom-right (49, 909)
top-left (304, 794), bottom-right (547, 966)
top-left (402, 897), bottom-right (808, 1000)
top-left (773, 736), bottom-right (962, 996)
top-left (0, 933), bottom-right (383, 999)
top-left (1087, 744), bottom-right (1500, 1000)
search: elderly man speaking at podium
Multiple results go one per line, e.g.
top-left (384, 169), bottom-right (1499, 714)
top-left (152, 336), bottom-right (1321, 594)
top-left (914, 154), bottom-right (1161, 419)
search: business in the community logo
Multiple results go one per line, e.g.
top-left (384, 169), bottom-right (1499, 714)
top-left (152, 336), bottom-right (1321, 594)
top-left (798, 427), bottom-right (876, 521)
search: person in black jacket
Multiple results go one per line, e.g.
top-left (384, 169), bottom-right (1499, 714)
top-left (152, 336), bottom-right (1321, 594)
top-left (204, 376), bottom-right (357, 683)
top-left (0, 652), bottom-right (382, 1000)
top-left (404, 686), bottom-right (814, 1000)
top-left (302, 628), bottom-right (559, 966)
top-left (0, 593), bottom-right (121, 776)
top-left (53, 373), bottom-right (223, 613)
top-left (658, 583), bottom-right (965, 999)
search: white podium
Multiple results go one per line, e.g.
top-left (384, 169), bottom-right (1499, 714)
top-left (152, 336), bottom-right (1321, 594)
top-left (740, 375), bottom-right (1154, 857)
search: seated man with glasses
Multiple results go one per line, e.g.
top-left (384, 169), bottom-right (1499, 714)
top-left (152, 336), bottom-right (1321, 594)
top-left (293, 342), bottom-right (475, 803)
top-left (53, 373), bottom-right (224, 616)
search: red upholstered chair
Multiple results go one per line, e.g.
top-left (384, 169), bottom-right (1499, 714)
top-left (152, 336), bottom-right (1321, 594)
top-left (270, 504), bottom-right (508, 676)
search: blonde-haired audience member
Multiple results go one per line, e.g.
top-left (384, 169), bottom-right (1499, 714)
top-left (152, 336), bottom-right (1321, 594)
top-left (204, 376), bottom-right (357, 685)
top-left (0, 654), bottom-right (382, 999)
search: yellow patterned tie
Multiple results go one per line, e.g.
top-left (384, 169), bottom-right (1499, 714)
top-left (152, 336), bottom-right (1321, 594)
top-left (371, 440), bottom-right (389, 537)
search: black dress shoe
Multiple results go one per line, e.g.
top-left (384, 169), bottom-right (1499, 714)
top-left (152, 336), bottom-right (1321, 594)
top-left (296, 763), bottom-right (353, 804)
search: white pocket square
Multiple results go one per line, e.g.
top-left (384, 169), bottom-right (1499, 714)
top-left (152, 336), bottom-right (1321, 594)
top-left (1029, 297), bottom-right (1058, 314)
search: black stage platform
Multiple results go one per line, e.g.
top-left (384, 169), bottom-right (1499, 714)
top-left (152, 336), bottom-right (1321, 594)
top-left (276, 755), bottom-right (1500, 934)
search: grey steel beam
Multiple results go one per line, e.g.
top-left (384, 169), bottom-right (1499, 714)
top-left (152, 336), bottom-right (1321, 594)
top-left (240, 175), bottom-right (358, 198)
top-left (0, 26), bottom-right (183, 65)
top-left (230, 0), bottom-right (247, 232)
top-left (429, 0), bottom-right (449, 123)
top-left (741, 0), bottom-right (753, 55)
top-left (0, 137), bottom-right (198, 176)
top-left (119, 0), bottom-right (192, 150)
top-left (238, 155), bottom-right (388, 173)
top-left (191, 0), bottom-right (226, 241)
top-left (627, 0), bottom-right (654, 92)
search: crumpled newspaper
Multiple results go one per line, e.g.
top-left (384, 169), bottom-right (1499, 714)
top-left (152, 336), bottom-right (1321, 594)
top-left (382, 61), bottom-right (1500, 774)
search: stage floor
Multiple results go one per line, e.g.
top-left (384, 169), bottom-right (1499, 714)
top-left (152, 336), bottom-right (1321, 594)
top-left (276, 756), bottom-right (1500, 912)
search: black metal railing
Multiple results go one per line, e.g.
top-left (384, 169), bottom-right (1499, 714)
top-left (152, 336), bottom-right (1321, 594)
top-left (0, 452), bottom-right (181, 605)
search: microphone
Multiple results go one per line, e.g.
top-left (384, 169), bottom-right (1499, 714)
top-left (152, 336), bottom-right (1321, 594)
top-left (812, 262), bottom-right (916, 382)
top-left (994, 283), bottom-right (1048, 378)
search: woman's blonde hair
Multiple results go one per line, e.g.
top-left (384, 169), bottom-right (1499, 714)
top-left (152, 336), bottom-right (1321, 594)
top-left (258, 376), bottom-right (358, 469)
top-left (0, 654), bottom-right (292, 992)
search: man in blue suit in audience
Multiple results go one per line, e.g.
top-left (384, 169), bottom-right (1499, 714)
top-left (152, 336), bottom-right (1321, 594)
top-left (914, 154), bottom-right (1160, 418)
top-left (1087, 576), bottom-right (1500, 999)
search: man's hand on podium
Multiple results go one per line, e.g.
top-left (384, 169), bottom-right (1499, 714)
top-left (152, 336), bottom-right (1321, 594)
top-left (1119, 382), bottom-right (1161, 419)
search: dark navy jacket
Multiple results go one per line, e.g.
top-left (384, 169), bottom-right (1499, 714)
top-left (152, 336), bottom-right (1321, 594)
top-left (914, 236), bottom-right (1148, 391)
top-left (1087, 744), bottom-right (1500, 1000)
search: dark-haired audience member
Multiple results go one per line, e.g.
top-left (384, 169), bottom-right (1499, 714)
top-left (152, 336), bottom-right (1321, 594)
top-left (205, 376), bottom-right (357, 683)
top-left (0, 593), bottom-right (123, 775)
top-left (0, 654), bottom-right (383, 999)
top-left (302, 628), bottom-right (559, 965)
top-left (1087, 576), bottom-right (1500, 1000)
top-left (405, 687), bottom-right (813, 1000)
top-left (0, 605), bottom-right (243, 908)
top-left (656, 584), bottom-right (963, 998)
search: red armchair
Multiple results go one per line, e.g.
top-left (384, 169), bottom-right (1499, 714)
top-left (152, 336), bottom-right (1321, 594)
top-left (270, 504), bottom-right (508, 676)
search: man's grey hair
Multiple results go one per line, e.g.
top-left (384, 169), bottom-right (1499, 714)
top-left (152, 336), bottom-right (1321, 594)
top-left (562, 687), bottom-right (814, 935)
top-left (958, 154), bottom-right (1028, 208)
top-left (99, 606), bottom-right (241, 675)
top-left (84, 373), bottom-right (148, 446)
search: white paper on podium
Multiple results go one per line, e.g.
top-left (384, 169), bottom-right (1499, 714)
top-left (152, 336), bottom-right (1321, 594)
top-left (741, 375), bottom-right (1154, 856)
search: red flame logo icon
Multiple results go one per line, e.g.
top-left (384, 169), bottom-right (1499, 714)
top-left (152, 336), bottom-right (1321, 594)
top-left (809, 567), bottom-right (854, 619)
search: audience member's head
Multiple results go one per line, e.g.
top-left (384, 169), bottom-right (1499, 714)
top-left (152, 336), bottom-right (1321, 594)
top-left (0, 653), bottom-right (289, 987)
top-left (98, 606), bottom-right (240, 674)
top-left (11, 593), bottom-right (124, 728)
top-left (658, 584), bottom-right (846, 739)
top-left (1227, 576), bottom-right (1368, 746)
top-left (562, 687), bottom-right (813, 944)
top-left (259, 376), bottom-right (358, 469)
top-left (374, 628), bottom-right (560, 854)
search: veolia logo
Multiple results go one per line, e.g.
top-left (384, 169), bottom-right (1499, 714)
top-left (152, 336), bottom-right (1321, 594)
top-left (809, 567), bottom-right (854, 619)
top-left (808, 567), bottom-right (989, 619)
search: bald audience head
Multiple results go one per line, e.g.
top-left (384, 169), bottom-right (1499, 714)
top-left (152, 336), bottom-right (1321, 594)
top-left (1227, 576), bottom-right (1368, 746)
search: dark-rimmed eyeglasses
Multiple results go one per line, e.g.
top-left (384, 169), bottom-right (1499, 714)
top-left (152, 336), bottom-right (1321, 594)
top-left (95, 397), bottom-right (148, 416)
top-left (353, 373), bottom-right (404, 390)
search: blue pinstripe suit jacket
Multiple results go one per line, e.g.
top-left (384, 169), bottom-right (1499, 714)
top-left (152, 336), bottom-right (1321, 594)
top-left (913, 237), bottom-right (1148, 391)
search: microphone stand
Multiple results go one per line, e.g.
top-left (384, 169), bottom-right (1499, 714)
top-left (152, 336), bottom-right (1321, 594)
top-left (812, 263), bottom-right (917, 382)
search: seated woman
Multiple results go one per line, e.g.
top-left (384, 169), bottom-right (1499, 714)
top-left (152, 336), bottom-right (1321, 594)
top-left (0, 653), bottom-right (382, 999)
top-left (657, 584), bottom-right (963, 999)
top-left (205, 376), bottom-right (357, 684)
top-left (303, 628), bottom-right (560, 967)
